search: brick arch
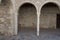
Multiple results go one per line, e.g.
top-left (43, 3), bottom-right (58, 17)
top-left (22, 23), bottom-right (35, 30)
top-left (18, 3), bottom-right (37, 33)
top-left (18, 2), bottom-right (37, 14)
top-left (41, 2), bottom-right (60, 14)
top-left (19, 2), bottom-right (37, 12)
top-left (40, 2), bottom-right (60, 13)
top-left (40, 2), bottom-right (60, 29)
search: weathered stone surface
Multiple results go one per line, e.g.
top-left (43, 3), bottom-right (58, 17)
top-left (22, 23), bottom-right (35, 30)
top-left (0, 2), bottom-right (12, 35)
top-left (0, 0), bottom-right (60, 36)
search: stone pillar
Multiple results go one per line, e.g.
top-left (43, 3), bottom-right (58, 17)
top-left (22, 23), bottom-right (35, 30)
top-left (37, 10), bottom-right (40, 36)
top-left (11, 0), bottom-right (17, 35)
top-left (13, 0), bottom-right (18, 35)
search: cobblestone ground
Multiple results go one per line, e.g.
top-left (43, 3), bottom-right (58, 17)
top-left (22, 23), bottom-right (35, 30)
top-left (0, 27), bottom-right (60, 40)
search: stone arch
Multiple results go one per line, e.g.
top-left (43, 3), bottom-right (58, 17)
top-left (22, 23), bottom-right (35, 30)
top-left (18, 3), bottom-right (37, 33)
top-left (40, 2), bottom-right (60, 29)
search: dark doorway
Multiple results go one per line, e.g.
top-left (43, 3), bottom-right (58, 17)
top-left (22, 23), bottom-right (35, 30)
top-left (57, 14), bottom-right (60, 28)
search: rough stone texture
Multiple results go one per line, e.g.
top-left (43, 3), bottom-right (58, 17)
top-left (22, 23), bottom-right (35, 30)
top-left (40, 4), bottom-right (59, 28)
top-left (18, 3), bottom-right (37, 28)
top-left (0, 6), bottom-right (10, 35)
top-left (0, 28), bottom-right (60, 40)
top-left (0, 0), bottom-right (60, 35)
top-left (0, 0), bottom-right (13, 35)
top-left (13, 0), bottom-right (60, 36)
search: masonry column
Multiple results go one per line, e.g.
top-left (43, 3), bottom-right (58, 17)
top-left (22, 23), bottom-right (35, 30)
top-left (37, 9), bottom-right (40, 36)
top-left (12, 0), bottom-right (18, 35)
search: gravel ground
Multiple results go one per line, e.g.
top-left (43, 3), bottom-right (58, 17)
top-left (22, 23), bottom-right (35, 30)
top-left (0, 28), bottom-right (60, 40)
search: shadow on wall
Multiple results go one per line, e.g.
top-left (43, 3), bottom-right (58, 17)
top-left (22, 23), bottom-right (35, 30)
top-left (18, 3), bottom-right (37, 30)
top-left (40, 2), bottom-right (60, 29)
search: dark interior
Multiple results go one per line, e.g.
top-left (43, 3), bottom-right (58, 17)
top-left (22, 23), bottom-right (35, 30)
top-left (57, 14), bottom-right (60, 28)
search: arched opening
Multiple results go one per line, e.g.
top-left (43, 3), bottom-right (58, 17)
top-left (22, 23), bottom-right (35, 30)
top-left (40, 2), bottom-right (60, 29)
top-left (0, 0), bottom-right (13, 35)
top-left (18, 3), bottom-right (37, 33)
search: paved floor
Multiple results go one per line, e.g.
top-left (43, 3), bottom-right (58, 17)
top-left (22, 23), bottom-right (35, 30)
top-left (0, 28), bottom-right (60, 40)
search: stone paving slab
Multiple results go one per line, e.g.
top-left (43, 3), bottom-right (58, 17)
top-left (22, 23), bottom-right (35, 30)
top-left (0, 28), bottom-right (60, 40)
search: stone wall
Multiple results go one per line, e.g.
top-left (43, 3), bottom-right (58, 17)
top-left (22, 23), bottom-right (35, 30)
top-left (0, 0), bottom-right (60, 36)
top-left (18, 3), bottom-right (37, 28)
top-left (40, 5), bottom-right (59, 28)
top-left (0, 0), bottom-right (13, 35)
